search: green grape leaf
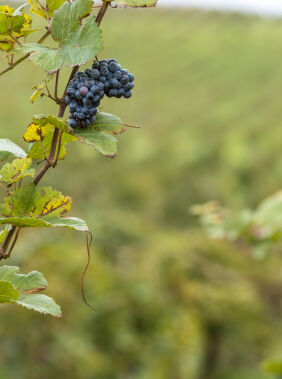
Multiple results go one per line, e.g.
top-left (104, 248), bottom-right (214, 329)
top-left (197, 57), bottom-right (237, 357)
top-left (28, 0), bottom-right (66, 19)
top-left (15, 294), bottom-right (61, 317)
top-left (0, 216), bottom-right (89, 231)
top-left (0, 157), bottom-right (35, 184)
top-left (28, 131), bottom-right (76, 160)
top-left (114, 0), bottom-right (158, 7)
top-left (0, 266), bottom-right (61, 317)
top-left (22, 0), bottom-right (102, 71)
top-left (0, 280), bottom-right (19, 303)
top-left (0, 184), bottom-right (72, 218)
top-left (0, 139), bottom-right (26, 161)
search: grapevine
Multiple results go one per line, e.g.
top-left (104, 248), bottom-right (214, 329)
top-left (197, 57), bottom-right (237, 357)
top-left (0, 0), bottom-right (157, 317)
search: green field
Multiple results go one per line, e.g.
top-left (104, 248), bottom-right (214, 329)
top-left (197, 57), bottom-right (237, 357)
top-left (1, 7), bottom-right (282, 379)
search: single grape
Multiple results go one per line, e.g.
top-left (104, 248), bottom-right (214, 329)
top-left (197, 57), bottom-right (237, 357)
top-left (124, 91), bottom-right (132, 98)
top-left (93, 95), bottom-right (101, 103)
top-left (108, 89), bottom-right (118, 97)
top-left (91, 85), bottom-right (99, 94)
top-left (77, 113), bottom-right (85, 120)
top-left (128, 73), bottom-right (134, 82)
top-left (97, 82), bottom-right (104, 91)
top-left (100, 67), bottom-right (109, 76)
top-left (66, 87), bottom-right (75, 96)
top-left (110, 78), bottom-right (119, 88)
top-left (99, 76), bottom-right (107, 83)
top-left (109, 62), bottom-right (119, 72)
top-left (75, 90), bottom-right (83, 100)
top-left (65, 95), bottom-right (71, 105)
top-left (69, 119), bottom-right (78, 128)
top-left (89, 107), bottom-right (97, 115)
top-left (124, 82), bottom-right (134, 91)
top-left (69, 101), bottom-right (78, 111)
top-left (92, 69), bottom-right (100, 79)
top-left (79, 86), bottom-right (89, 96)
top-left (104, 81), bottom-right (111, 90)
top-left (92, 62), bottom-right (99, 70)
top-left (114, 71), bottom-right (122, 80)
top-left (121, 75), bottom-right (129, 84)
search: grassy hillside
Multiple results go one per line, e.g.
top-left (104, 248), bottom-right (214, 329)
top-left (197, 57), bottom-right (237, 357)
top-left (0, 7), bottom-right (282, 379)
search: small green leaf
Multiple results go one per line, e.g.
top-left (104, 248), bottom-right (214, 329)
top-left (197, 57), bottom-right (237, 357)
top-left (0, 280), bottom-right (19, 303)
top-left (28, 131), bottom-right (76, 160)
top-left (115, 0), bottom-right (158, 6)
top-left (0, 266), bottom-right (62, 317)
top-left (16, 294), bottom-right (61, 317)
top-left (0, 139), bottom-right (26, 161)
top-left (0, 157), bottom-right (35, 184)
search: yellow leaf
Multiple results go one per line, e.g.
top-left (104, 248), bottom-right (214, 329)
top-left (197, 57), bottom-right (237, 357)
top-left (28, 0), bottom-right (46, 18)
top-left (24, 122), bottom-right (53, 143)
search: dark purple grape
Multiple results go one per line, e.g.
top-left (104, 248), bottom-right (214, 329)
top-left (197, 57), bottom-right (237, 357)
top-left (69, 119), bottom-right (78, 128)
top-left (79, 86), bottom-right (89, 96)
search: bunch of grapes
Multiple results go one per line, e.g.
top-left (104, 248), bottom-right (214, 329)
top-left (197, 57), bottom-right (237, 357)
top-left (65, 59), bottom-right (135, 128)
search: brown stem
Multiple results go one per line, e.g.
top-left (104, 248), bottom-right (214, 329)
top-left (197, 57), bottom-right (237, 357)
top-left (95, 1), bottom-right (110, 26)
top-left (4, 228), bottom-right (21, 259)
top-left (55, 69), bottom-right (60, 100)
top-left (1, 226), bottom-right (16, 259)
top-left (0, 30), bottom-right (51, 77)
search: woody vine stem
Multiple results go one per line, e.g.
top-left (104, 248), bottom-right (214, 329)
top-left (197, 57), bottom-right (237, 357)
top-left (0, 1), bottom-right (110, 260)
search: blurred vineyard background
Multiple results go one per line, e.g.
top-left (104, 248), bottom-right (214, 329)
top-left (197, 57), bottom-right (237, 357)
top-left (1, 5), bottom-right (282, 379)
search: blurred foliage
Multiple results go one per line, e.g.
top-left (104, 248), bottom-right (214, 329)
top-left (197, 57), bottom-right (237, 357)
top-left (191, 191), bottom-right (282, 258)
top-left (0, 7), bottom-right (282, 379)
